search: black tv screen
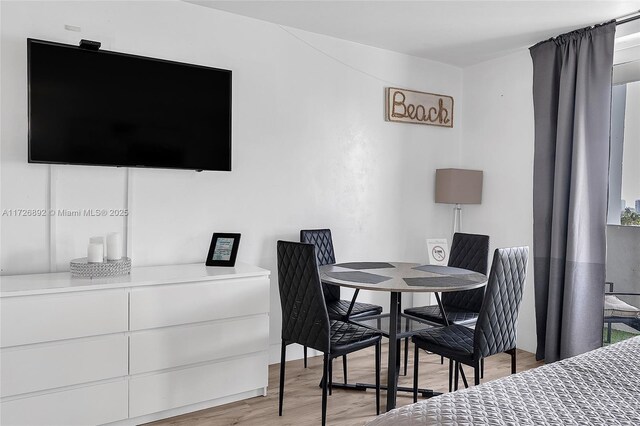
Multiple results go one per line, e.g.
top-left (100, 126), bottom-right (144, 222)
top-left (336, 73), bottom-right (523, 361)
top-left (28, 39), bottom-right (232, 171)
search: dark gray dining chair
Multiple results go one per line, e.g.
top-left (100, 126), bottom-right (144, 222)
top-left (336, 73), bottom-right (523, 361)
top-left (404, 232), bottom-right (489, 381)
top-left (277, 241), bottom-right (381, 425)
top-left (300, 229), bottom-right (383, 383)
top-left (405, 232), bottom-right (489, 324)
top-left (411, 246), bottom-right (529, 401)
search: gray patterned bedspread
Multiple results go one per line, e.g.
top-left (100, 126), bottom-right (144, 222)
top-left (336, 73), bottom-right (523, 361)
top-left (367, 336), bottom-right (640, 425)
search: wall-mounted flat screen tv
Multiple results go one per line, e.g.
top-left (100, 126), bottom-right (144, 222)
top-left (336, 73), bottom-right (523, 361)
top-left (28, 38), bottom-right (232, 171)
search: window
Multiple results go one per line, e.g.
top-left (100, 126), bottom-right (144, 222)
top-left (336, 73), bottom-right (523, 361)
top-left (603, 27), bottom-right (640, 345)
top-left (607, 27), bottom-right (640, 226)
top-left (609, 80), bottom-right (640, 225)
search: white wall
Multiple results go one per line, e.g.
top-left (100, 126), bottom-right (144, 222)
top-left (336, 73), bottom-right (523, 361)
top-left (460, 50), bottom-right (537, 353)
top-left (0, 1), bottom-right (463, 362)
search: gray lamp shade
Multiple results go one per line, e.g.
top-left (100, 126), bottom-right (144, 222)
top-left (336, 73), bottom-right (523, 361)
top-left (435, 168), bottom-right (483, 204)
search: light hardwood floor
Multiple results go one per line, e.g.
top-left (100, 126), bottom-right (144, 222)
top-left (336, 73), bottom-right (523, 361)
top-left (148, 344), bottom-right (543, 426)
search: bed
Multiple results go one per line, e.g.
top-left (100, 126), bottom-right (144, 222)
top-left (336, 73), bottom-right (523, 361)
top-left (366, 336), bottom-right (640, 425)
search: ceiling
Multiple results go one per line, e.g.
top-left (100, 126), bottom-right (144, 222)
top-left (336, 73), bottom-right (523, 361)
top-left (187, 1), bottom-right (640, 66)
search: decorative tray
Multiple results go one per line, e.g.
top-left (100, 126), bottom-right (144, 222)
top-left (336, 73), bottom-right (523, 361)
top-left (70, 257), bottom-right (132, 278)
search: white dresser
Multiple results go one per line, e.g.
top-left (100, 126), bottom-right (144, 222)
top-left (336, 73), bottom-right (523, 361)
top-left (0, 262), bottom-right (271, 426)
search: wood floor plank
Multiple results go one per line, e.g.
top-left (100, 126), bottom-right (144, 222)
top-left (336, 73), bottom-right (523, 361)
top-left (146, 344), bottom-right (542, 426)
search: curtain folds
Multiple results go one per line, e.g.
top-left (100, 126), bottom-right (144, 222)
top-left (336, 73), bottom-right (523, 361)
top-left (530, 22), bottom-right (616, 362)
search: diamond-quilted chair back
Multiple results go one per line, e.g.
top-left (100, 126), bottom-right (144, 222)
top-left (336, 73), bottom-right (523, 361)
top-left (277, 240), bottom-right (331, 353)
top-left (442, 232), bottom-right (490, 311)
top-left (300, 229), bottom-right (336, 266)
top-left (474, 246), bottom-right (529, 358)
top-left (300, 229), bottom-right (340, 302)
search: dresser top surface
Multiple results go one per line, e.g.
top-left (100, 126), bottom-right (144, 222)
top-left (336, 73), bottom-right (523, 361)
top-left (0, 262), bottom-right (270, 297)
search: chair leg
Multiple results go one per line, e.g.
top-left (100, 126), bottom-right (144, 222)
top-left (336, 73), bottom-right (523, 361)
top-left (454, 361), bottom-right (459, 391)
top-left (607, 322), bottom-right (612, 344)
top-left (448, 359), bottom-right (453, 392)
top-left (413, 343), bottom-right (419, 403)
top-left (402, 315), bottom-right (410, 376)
top-left (474, 360), bottom-right (480, 386)
top-left (396, 339), bottom-right (402, 372)
top-left (481, 357), bottom-right (484, 378)
top-left (321, 353), bottom-right (329, 426)
top-left (375, 341), bottom-right (381, 415)
top-left (331, 358), bottom-right (335, 394)
top-left (441, 355), bottom-right (444, 365)
top-left (343, 355), bottom-right (348, 384)
top-left (279, 341), bottom-right (286, 416)
top-left (509, 349), bottom-right (516, 374)
top-left (304, 345), bottom-right (308, 368)
top-left (403, 337), bottom-right (409, 376)
top-left (459, 364), bottom-right (468, 388)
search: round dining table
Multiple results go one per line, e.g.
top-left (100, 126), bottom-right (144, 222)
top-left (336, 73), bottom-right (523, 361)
top-left (318, 261), bottom-right (487, 411)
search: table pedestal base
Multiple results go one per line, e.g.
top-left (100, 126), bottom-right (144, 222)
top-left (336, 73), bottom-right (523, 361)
top-left (329, 381), bottom-right (441, 399)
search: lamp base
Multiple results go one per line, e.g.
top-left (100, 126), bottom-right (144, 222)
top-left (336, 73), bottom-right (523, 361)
top-left (452, 203), bottom-right (462, 235)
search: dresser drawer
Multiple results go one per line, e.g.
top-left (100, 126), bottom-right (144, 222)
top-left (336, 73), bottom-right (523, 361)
top-left (130, 314), bottom-right (269, 374)
top-left (0, 289), bottom-right (128, 347)
top-left (129, 352), bottom-right (268, 417)
top-left (1, 334), bottom-right (127, 397)
top-left (130, 277), bottom-right (269, 330)
top-left (1, 380), bottom-right (128, 426)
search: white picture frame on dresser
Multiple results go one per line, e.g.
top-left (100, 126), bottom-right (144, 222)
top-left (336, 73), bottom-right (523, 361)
top-left (0, 262), bottom-right (270, 426)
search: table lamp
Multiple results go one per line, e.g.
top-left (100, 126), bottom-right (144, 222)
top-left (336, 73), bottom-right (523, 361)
top-left (435, 168), bottom-right (483, 233)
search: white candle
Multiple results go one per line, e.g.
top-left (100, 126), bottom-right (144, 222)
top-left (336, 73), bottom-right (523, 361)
top-left (87, 243), bottom-right (104, 263)
top-left (106, 232), bottom-right (122, 261)
top-left (89, 236), bottom-right (107, 259)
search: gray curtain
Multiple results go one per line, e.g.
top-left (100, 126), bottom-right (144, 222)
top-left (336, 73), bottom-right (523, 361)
top-left (530, 22), bottom-right (616, 362)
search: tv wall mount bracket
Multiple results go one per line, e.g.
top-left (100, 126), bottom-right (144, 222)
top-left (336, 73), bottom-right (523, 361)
top-left (79, 39), bottom-right (101, 50)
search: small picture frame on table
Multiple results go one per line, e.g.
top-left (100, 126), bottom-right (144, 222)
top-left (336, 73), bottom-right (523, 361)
top-left (206, 233), bottom-right (241, 267)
